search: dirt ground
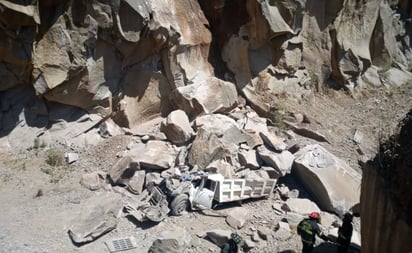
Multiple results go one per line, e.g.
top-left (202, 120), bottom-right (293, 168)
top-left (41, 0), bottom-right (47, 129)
top-left (0, 84), bottom-right (411, 253)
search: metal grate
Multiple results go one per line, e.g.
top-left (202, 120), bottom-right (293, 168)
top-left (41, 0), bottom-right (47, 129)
top-left (105, 237), bottom-right (137, 252)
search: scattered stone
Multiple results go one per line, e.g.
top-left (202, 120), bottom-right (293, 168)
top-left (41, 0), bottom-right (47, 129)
top-left (145, 172), bottom-right (163, 187)
top-left (287, 189), bottom-right (299, 199)
top-left (353, 129), bottom-right (364, 144)
top-left (206, 159), bottom-right (235, 179)
top-left (68, 193), bottom-right (123, 244)
top-left (129, 140), bottom-right (179, 170)
top-left (277, 184), bottom-right (291, 198)
top-left (108, 156), bottom-right (138, 185)
top-left (257, 146), bottom-right (294, 176)
top-left (251, 232), bottom-right (261, 242)
top-left (261, 166), bottom-right (280, 179)
top-left (127, 170), bottom-right (146, 194)
top-left (259, 132), bottom-right (287, 152)
top-left (272, 202), bottom-right (285, 215)
top-left (98, 119), bottom-right (123, 138)
top-left (148, 227), bottom-right (191, 253)
top-left (284, 121), bottom-right (330, 143)
top-left (257, 227), bottom-right (273, 240)
top-left (273, 221), bottom-right (291, 240)
top-left (65, 152), bottom-right (79, 164)
top-left (243, 238), bottom-right (256, 249)
top-left (34, 189), bottom-right (43, 198)
top-left (205, 229), bottom-right (231, 247)
top-left (238, 149), bottom-right (262, 170)
top-left (226, 207), bottom-right (250, 229)
top-left (80, 171), bottom-right (107, 191)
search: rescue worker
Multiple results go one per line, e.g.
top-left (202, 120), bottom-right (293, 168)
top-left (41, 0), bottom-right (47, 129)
top-left (221, 233), bottom-right (244, 253)
top-left (297, 212), bottom-right (329, 253)
top-left (337, 212), bottom-right (353, 253)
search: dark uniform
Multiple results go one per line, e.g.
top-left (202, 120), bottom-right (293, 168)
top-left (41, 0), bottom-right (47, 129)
top-left (337, 213), bottom-right (353, 253)
top-left (221, 233), bottom-right (243, 253)
top-left (298, 217), bottom-right (329, 253)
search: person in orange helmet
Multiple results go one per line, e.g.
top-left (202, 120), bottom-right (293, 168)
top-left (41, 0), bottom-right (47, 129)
top-left (297, 212), bottom-right (329, 253)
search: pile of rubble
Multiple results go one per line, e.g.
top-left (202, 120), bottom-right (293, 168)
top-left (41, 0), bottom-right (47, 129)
top-left (68, 105), bottom-right (362, 252)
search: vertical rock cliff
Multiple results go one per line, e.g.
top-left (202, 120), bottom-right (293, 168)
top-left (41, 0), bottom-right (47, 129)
top-left (360, 110), bottom-right (412, 253)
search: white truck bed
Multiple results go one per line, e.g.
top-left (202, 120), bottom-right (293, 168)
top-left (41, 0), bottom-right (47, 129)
top-left (208, 175), bottom-right (277, 203)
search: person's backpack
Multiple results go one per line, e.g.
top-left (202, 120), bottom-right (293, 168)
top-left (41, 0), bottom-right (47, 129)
top-left (297, 219), bottom-right (313, 236)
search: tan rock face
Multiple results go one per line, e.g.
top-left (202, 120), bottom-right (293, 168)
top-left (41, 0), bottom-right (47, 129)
top-left (1, 0), bottom-right (412, 151)
top-left (113, 68), bottom-right (172, 129)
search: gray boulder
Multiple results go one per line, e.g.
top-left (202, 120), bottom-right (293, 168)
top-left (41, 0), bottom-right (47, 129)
top-left (170, 77), bottom-right (238, 118)
top-left (238, 149), bottom-right (262, 170)
top-left (148, 226), bottom-right (191, 253)
top-left (129, 141), bottom-right (179, 170)
top-left (225, 207), bottom-right (250, 229)
top-left (294, 144), bottom-right (361, 215)
top-left (160, 110), bottom-right (194, 146)
top-left (257, 146), bottom-right (294, 177)
top-left (127, 170), bottom-right (146, 194)
top-left (68, 193), bottom-right (123, 244)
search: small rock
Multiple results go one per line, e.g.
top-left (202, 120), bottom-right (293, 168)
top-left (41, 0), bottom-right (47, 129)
top-left (287, 189), bottom-right (299, 199)
top-left (259, 132), bottom-right (287, 152)
top-left (65, 152), bottom-right (79, 164)
top-left (353, 129), bottom-right (364, 144)
top-left (206, 229), bottom-right (231, 247)
top-left (243, 238), bottom-right (256, 249)
top-left (257, 227), bottom-right (273, 240)
top-left (80, 171), bottom-right (107, 191)
top-left (149, 226), bottom-right (191, 253)
top-left (145, 172), bottom-right (163, 186)
top-left (251, 232), bottom-right (261, 242)
top-left (272, 202), bottom-right (285, 215)
top-left (127, 170), bottom-right (146, 194)
top-left (226, 207), bottom-right (250, 229)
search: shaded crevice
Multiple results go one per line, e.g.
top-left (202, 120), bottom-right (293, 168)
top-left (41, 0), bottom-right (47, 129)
top-left (198, 0), bottom-right (251, 79)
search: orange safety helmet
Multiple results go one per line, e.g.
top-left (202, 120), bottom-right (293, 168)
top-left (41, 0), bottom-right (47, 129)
top-left (309, 212), bottom-right (320, 220)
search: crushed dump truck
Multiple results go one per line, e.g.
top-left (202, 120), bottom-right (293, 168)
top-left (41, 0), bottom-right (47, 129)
top-left (167, 173), bottom-right (278, 216)
top-left (125, 172), bottom-right (278, 222)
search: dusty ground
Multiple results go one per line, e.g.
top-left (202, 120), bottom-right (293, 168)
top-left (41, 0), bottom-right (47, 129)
top-left (0, 84), bottom-right (411, 253)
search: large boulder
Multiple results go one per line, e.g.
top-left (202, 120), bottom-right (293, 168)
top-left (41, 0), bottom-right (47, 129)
top-left (189, 114), bottom-right (250, 168)
top-left (160, 110), bottom-right (194, 146)
top-left (257, 146), bottom-right (294, 177)
top-left (129, 140), bottom-right (179, 170)
top-left (170, 77), bottom-right (238, 118)
top-left (187, 128), bottom-right (226, 169)
top-left (238, 149), bottom-right (262, 170)
top-left (293, 144), bottom-right (361, 215)
top-left (68, 192), bottom-right (123, 244)
top-left (148, 226), bottom-right (191, 253)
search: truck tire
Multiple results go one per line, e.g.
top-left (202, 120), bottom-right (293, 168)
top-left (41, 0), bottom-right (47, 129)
top-left (170, 194), bottom-right (189, 216)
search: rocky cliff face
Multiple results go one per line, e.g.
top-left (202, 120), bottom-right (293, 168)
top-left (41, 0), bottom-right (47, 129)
top-left (0, 1), bottom-right (411, 145)
top-left (360, 110), bottom-right (412, 253)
